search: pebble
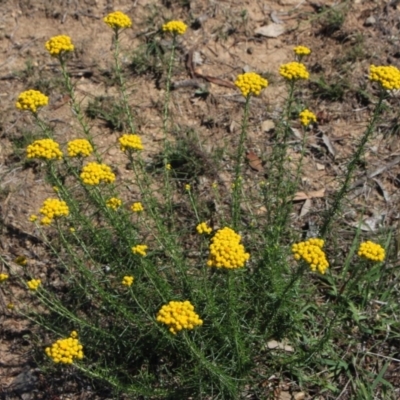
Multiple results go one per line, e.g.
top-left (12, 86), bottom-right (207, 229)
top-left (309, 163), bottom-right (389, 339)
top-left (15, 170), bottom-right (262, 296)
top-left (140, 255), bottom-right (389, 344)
top-left (364, 16), bottom-right (376, 26)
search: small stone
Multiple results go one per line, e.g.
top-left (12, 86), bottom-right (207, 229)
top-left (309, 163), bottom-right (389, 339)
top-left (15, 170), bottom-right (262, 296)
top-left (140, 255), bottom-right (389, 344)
top-left (262, 120), bottom-right (275, 132)
top-left (364, 16), bottom-right (376, 26)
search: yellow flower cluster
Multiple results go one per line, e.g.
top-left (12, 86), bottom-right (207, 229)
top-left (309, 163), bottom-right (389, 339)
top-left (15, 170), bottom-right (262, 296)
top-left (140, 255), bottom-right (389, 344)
top-left (29, 215), bottom-right (38, 222)
top-left (122, 276), bottom-right (134, 286)
top-left (299, 109), bottom-right (317, 126)
top-left (104, 11), bottom-right (132, 30)
top-left (0, 273), bottom-right (9, 283)
top-left (119, 134), bottom-right (143, 152)
top-left (132, 244), bottom-right (148, 257)
top-left (26, 139), bottom-right (63, 160)
top-left (45, 331), bottom-right (84, 364)
top-left (369, 65), bottom-right (400, 90)
top-left (45, 35), bottom-right (74, 57)
top-left (234, 72), bottom-right (268, 97)
top-left (16, 90), bottom-right (49, 113)
top-left (293, 46), bottom-right (311, 56)
top-left (27, 279), bottom-right (41, 290)
top-left (166, 163), bottom-right (172, 170)
top-left (292, 238), bottom-right (329, 274)
top-left (80, 162), bottom-right (116, 185)
top-left (358, 241), bottom-right (385, 262)
top-left (207, 227), bottom-right (250, 269)
top-left (39, 198), bottom-right (69, 225)
top-left (196, 222), bottom-right (212, 235)
top-left (185, 184), bottom-right (191, 191)
top-left (162, 20), bottom-right (188, 35)
top-left (131, 202), bottom-right (144, 212)
top-left (106, 197), bottom-right (122, 210)
top-left (15, 256), bottom-right (27, 266)
top-left (156, 300), bottom-right (203, 335)
top-left (279, 62), bottom-right (309, 80)
top-left (67, 139), bottom-right (93, 157)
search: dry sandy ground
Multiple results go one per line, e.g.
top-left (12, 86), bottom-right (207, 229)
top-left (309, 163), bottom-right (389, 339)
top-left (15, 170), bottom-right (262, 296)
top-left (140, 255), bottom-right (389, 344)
top-left (1, 0), bottom-right (400, 398)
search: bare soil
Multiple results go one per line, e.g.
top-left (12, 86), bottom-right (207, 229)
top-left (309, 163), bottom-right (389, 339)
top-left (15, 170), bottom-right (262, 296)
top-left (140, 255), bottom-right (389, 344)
top-left (1, 0), bottom-right (400, 398)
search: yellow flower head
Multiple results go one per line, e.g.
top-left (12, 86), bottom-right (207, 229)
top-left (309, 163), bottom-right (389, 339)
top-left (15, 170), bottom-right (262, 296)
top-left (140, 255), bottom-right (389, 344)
top-left (45, 35), bottom-right (74, 57)
top-left (14, 256), bottom-right (27, 266)
top-left (369, 65), bottom-right (400, 91)
top-left (293, 46), bottom-right (311, 56)
top-left (279, 62), bottom-right (309, 81)
top-left (45, 332), bottom-right (84, 364)
top-left (131, 244), bottom-right (148, 257)
top-left (234, 72), bottom-right (268, 97)
top-left (29, 214), bottom-right (38, 222)
top-left (207, 227), bottom-right (250, 269)
top-left (131, 202), bottom-right (144, 213)
top-left (119, 134), bottom-right (143, 152)
top-left (39, 198), bottom-right (69, 225)
top-left (80, 162), bottom-right (116, 185)
top-left (67, 139), bottom-right (93, 157)
top-left (166, 163), bottom-right (171, 170)
top-left (299, 109), bottom-right (317, 127)
top-left (156, 300), bottom-right (203, 335)
top-left (16, 90), bottom-right (49, 113)
top-left (0, 273), bottom-right (9, 283)
top-left (104, 11), bottom-right (132, 30)
top-left (358, 241), bottom-right (385, 262)
top-left (196, 222), bottom-right (212, 235)
top-left (162, 20), bottom-right (187, 35)
top-left (27, 279), bottom-right (41, 291)
top-left (122, 275), bottom-right (134, 287)
top-left (292, 238), bottom-right (329, 274)
top-left (185, 184), bottom-right (191, 191)
top-left (27, 139), bottom-right (63, 160)
top-left (106, 197), bottom-right (122, 210)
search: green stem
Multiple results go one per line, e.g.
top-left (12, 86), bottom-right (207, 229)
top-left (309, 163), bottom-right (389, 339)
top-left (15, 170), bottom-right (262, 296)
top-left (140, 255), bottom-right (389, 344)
top-left (58, 56), bottom-right (100, 161)
top-left (113, 30), bottom-right (135, 133)
top-left (163, 36), bottom-right (177, 138)
top-left (320, 94), bottom-right (385, 237)
top-left (232, 95), bottom-right (251, 228)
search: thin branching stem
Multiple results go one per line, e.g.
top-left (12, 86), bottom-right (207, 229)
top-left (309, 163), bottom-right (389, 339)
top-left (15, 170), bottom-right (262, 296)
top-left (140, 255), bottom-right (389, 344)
top-left (113, 29), bottom-right (136, 133)
top-left (320, 93), bottom-right (385, 237)
top-left (232, 95), bottom-right (251, 228)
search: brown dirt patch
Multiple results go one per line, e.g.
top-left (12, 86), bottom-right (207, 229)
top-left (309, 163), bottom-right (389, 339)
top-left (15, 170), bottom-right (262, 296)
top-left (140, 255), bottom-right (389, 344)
top-left (1, 0), bottom-right (400, 398)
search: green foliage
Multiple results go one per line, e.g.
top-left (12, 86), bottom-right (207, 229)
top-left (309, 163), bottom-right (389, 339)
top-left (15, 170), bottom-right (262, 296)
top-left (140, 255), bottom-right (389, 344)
top-left (85, 96), bottom-right (126, 131)
top-left (316, 4), bottom-right (347, 36)
top-left (310, 76), bottom-right (349, 101)
top-left (3, 14), bottom-right (400, 400)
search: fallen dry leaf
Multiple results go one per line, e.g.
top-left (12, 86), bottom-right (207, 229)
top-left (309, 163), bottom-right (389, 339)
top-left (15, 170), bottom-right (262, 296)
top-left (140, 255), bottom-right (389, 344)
top-left (50, 94), bottom-right (71, 110)
top-left (291, 127), bottom-right (303, 140)
top-left (321, 133), bottom-right (336, 157)
top-left (255, 23), bottom-right (285, 38)
top-left (300, 198), bottom-right (312, 217)
top-left (293, 188), bottom-right (325, 201)
top-left (246, 151), bottom-right (263, 172)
